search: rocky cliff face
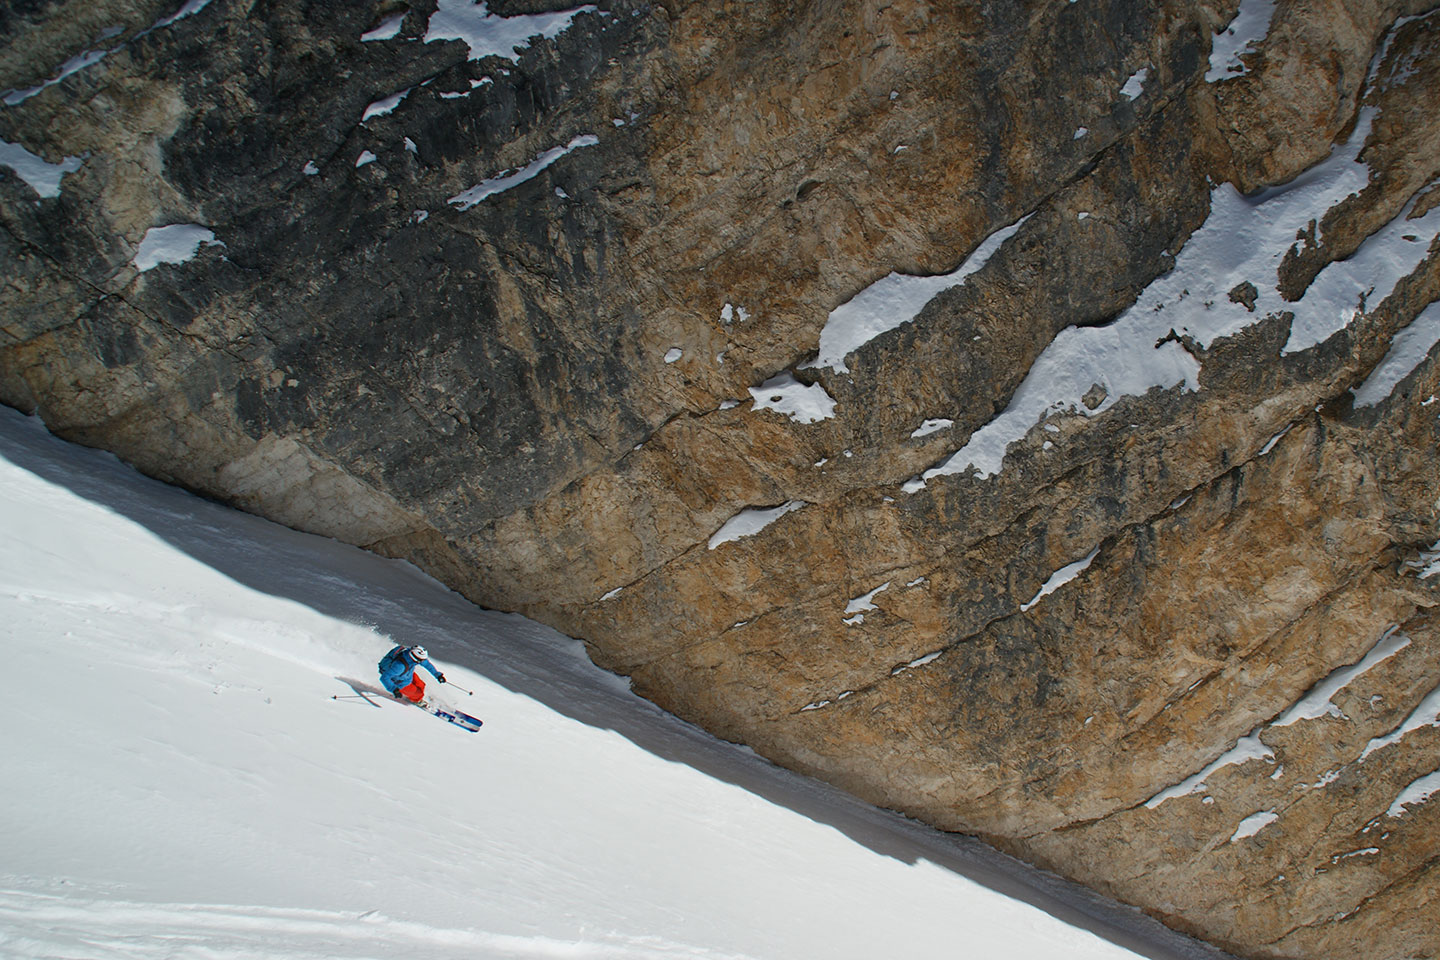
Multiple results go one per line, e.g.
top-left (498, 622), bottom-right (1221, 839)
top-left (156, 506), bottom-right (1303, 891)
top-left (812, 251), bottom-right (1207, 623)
top-left (3, 0), bottom-right (1438, 956)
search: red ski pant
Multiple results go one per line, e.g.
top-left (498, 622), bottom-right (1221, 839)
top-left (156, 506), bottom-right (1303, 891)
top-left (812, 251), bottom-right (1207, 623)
top-left (397, 674), bottom-right (427, 703)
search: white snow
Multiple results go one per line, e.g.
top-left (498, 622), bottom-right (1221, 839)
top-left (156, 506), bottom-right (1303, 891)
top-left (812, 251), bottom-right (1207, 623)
top-left (910, 418), bottom-right (954, 439)
top-left (0, 139), bottom-right (83, 198)
top-left (1020, 547), bottom-right (1100, 612)
top-left (0, 408), bottom-right (1217, 960)
top-left (1145, 729), bottom-right (1275, 808)
top-left (708, 501), bottom-right (806, 550)
top-left (1120, 67), bottom-right (1149, 100)
top-left (1271, 626), bottom-right (1410, 726)
top-left (1, 0), bottom-right (211, 106)
top-left (355, 150), bottom-right (377, 167)
top-left (812, 214), bottom-right (1032, 373)
top-left (1360, 681), bottom-right (1440, 759)
top-left (599, 587), bottom-right (623, 601)
top-left (1073, 127), bottom-right (1088, 139)
top-left (1206, 0), bottom-right (1277, 82)
top-left (720, 303), bottom-right (750, 324)
top-left (1229, 810), bottom-right (1278, 842)
top-left (302, 159), bottom-right (319, 175)
top-left (845, 582), bottom-right (892, 616)
top-left (748, 372), bottom-right (837, 424)
top-left (132, 223), bottom-right (220, 272)
top-left (448, 134), bottom-right (598, 209)
top-left (424, 0), bottom-right (597, 62)
top-left (2, 47), bottom-right (108, 106)
top-left (912, 55), bottom-right (1440, 485)
top-left (1257, 423), bottom-right (1291, 455)
top-left (1386, 768), bottom-right (1440, 818)
top-left (1351, 300), bottom-right (1440, 407)
top-left (664, 348), bottom-right (683, 363)
top-left (1407, 541), bottom-right (1440, 579)
top-left (362, 88), bottom-right (412, 121)
top-left (362, 12), bottom-right (407, 41)
top-left (150, 0), bottom-right (212, 29)
top-left (893, 650), bottom-right (943, 674)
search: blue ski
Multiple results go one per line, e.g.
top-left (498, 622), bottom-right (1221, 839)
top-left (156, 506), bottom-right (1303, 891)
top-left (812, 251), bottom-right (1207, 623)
top-left (431, 705), bottom-right (482, 732)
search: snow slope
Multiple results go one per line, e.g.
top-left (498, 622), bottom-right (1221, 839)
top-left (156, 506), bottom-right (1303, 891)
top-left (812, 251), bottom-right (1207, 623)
top-left (0, 407), bottom-right (1229, 960)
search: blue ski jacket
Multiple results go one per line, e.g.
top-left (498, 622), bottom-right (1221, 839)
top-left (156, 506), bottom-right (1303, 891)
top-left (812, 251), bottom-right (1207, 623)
top-left (378, 644), bottom-right (442, 693)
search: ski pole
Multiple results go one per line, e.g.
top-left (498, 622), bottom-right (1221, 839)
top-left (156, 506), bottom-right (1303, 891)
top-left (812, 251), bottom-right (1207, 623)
top-left (445, 680), bottom-right (475, 696)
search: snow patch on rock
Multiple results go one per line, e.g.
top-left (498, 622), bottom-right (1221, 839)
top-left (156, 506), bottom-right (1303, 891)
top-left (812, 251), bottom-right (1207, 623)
top-left (133, 224), bottom-right (221, 272)
top-left (708, 501), bottom-right (806, 550)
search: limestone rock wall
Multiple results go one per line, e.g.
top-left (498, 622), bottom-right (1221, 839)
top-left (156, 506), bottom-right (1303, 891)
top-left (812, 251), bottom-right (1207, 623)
top-left (3, 1), bottom-right (1439, 956)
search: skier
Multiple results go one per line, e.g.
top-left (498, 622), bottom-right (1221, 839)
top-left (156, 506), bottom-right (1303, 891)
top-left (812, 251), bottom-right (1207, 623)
top-left (378, 643), bottom-right (447, 706)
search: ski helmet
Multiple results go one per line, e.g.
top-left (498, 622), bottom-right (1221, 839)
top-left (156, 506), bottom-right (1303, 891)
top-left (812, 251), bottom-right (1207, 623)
top-left (409, 645), bottom-right (429, 661)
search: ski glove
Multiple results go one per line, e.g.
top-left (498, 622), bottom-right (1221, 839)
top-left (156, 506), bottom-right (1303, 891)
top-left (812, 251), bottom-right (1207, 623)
top-left (438, 674), bottom-right (447, 683)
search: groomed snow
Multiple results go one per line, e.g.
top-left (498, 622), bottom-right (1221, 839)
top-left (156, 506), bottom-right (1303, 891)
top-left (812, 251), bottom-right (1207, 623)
top-left (0, 408), bottom-right (1238, 960)
top-left (812, 214), bottom-right (1031, 373)
top-left (132, 223), bottom-right (220, 272)
top-left (0, 139), bottom-right (83, 198)
top-left (1271, 626), bottom-right (1410, 726)
top-left (1351, 300), bottom-right (1440, 407)
top-left (708, 501), bottom-right (806, 550)
top-left (448, 135), bottom-right (598, 209)
top-left (1206, 0), bottom-right (1277, 82)
top-left (424, 0), bottom-right (597, 62)
top-left (748, 372), bottom-right (837, 423)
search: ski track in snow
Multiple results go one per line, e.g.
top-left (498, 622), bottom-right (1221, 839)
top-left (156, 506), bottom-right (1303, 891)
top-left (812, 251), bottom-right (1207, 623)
top-left (0, 407), bottom-right (1237, 960)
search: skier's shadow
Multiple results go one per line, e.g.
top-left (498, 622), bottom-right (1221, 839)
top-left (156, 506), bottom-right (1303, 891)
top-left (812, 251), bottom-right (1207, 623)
top-left (0, 408), bottom-right (1232, 960)
top-left (334, 677), bottom-right (387, 707)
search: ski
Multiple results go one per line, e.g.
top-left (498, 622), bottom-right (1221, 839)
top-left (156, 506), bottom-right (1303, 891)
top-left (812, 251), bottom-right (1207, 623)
top-left (429, 704), bottom-right (482, 732)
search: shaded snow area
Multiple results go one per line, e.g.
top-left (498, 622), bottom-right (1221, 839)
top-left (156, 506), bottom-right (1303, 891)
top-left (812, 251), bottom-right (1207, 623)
top-left (1206, 0), bottom-right (1277, 82)
top-left (811, 214), bottom-right (1031, 373)
top-left (424, 0), bottom-right (597, 62)
top-left (748, 372), bottom-right (837, 423)
top-left (910, 51), bottom-right (1440, 488)
top-left (708, 500), bottom-right (806, 550)
top-left (0, 408), bottom-right (1236, 959)
top-left (0, 139), bottom-right (83, 197)
top-left (132, 223), bottom-right (220, 272)
top-left (1351, 299), bottom-right (1440, 407)
top-left (448, 135), bottom-right (598, 209)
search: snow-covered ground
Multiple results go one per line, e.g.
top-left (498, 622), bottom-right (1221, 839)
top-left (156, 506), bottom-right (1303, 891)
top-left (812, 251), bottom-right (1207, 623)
top-left (0, 406), bottom-right (1230, 960)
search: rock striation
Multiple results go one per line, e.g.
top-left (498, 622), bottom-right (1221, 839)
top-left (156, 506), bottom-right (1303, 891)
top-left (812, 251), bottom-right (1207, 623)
top-left (2, 1), bottom-right (1439, 956)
